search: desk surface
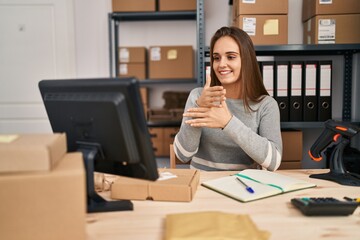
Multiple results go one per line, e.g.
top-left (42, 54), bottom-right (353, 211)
top-left (86, 169), bottom-right (360, 240)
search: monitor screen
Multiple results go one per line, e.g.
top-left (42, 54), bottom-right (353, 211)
top-left (39, 78), bottom-right (159, 212)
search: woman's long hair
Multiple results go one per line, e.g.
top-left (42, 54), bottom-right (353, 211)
top-left (209, 26), bottom-right (268, 112)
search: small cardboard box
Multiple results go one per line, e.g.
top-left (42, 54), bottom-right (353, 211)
top-left (159, 0), bottom-right (196, 12)
top-left (302, 0), bottom-right (360, 22)
top-left (0, 133), bottom-right (67, 173)
top-left (119, 63), bottom-right (146, 80)
top-left (119, 47), bottom-right (147, 63)
top-left (279, 131), bottom-right (303, 169)
top-left (235, 15), bottom-right (288, 45)
top-left (303, 14), bottom-right (360, 44)
top-left (112, 0), bottom-right (156, 12)
top-left (0, 153), bottom-right (86, 240)
top-left (233, 0), bottom-right (288, 18)
top-left (148, 46), bottom-right (194, 79)
top-left (111, 168), bottom-right (200, 202)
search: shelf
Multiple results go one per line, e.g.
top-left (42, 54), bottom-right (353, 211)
top-left (110, 11), bottom-right (196, 21)
top-left (139, 79), bottom-right (198, 87)
top-left (281, 122), bottom-right (325, 129)
top-left (206, 44), bottom-right (360, 56)
top-left (147, 121), bottom-right (181, 127)
top-left (254, 44), bottom-right (360, 56)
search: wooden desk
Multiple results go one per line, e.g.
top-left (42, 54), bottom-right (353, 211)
top-left (86, 170), bottom-right (360, 240)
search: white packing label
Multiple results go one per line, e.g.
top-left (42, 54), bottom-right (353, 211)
top-left (150, 47), bottom-right (161, 61)
top-left (243, 17), bottom-right (256, 36)
top-left (291, 65), bottom-right (302, 96)
top-left (119, 48), bottom-right (130, 63)
top-left (320, 65), bottom-right (331, 97)
top-left (305, 64), bottom-right (317, 96)
top-left (242, 0), bottom-right (255, 3)
top-left (319, 0), bottom-right (332, 4)
top-left (119, 64), bottom-right (128, 75)
top-left (158, 172), bottom-right (178, 181)
top-left (318, 19), bottom-right (335, 44)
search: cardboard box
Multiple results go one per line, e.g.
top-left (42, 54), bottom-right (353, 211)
top-left (303, 14), bottom-right (360, 44)
top-left (0, 133), bottom-right (67, 173)
top-left (159, 0), bottom-right (196, 12)
top-left (111, 168), bottom-right (200, 202)
top-left (279, 131), bottom-right (303, 169)
top-left (148, 46), bottom-right (194, 79)
top-left (119, 47), bottom-right (146, 63)
top-left (234, 15), bottom-right (288, 45)
top-left (0, 153), bottom-right (86, 240)
top-left (302, 0), bottom-right (360, 22)
top-left (112, 0), bottom-right (156, 12)
top-left (119, 63), bottom-right (146, 80)
top-left (233, 0), bottom-right (288, 18)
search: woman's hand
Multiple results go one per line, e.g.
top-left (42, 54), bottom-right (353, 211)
top-left (196, 73), bottom-right (226, 107)
top-left (183, 100), bottom-right (232, 129)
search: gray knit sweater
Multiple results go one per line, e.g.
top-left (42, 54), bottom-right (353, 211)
top-left (174, 87), bottom-right (283, 171)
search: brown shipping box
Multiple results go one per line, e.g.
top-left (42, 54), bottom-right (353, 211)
top-left (279, 131), bottom-right (303, 170)
top-left (119, 63), bottom-right (146, 80)
top-left (159, 0), bottom-right (196, 11)
top-left (149, 46), bottom-right (194, 79)
top-left (119, 47), bottom-right (146, 63)
top-left (111, 168), bottom-right (200, 202)
top-left (233, 0), bottom-right (288, 18)
top-left (0, 133), bottom-right (67, 173)
top-left (112, 0), bottom-right (156, 12)
top-left (0, 153), bottom-right (86, 240)
top-left (302, 0), bottom-right (360, 22)
top-left (235, 15), bottom-right (288, 45)
top-left (303, 14), bottom-right (360, 44)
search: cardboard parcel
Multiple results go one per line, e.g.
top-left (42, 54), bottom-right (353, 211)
top-left (111, 168), bottom-right (200, 202)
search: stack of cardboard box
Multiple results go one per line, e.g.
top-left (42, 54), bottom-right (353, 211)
top-left (232, 0), bottom-right (288, 45)
top-left (0, 134), bottom-right (86, 240)
top-left (302, 0), bottom-right (360, 44)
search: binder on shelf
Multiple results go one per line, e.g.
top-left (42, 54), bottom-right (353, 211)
top-left (318, 61), bottom-right (332, 121)
top-left (260, 61), bottom-right (275, 97)
top-left (289, 61), bottom-right (304, 122)
top-left (303, 61), bottom-right (318, 122)
top-left (274, 61), bottom-right (290, 122)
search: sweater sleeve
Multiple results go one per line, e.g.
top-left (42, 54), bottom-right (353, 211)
top-left (222, 97), bottom-right (282, 171)
top-left (173, 88), bottom-right (203, 163)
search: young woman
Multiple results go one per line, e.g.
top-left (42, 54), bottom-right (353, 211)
top-left (173, 26), bottom-right (282, 171)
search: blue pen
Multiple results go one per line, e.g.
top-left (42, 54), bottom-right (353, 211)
top-left (236, 177), bottom-right (255, 194)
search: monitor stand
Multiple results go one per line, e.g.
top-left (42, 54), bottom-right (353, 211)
top-left (310, 137), bottom-right (360, 186)
top-left (78, 145), bottom-right (133, 213)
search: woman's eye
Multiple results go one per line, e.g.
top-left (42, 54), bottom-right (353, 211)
top-left (213, 56), bottom-right (220, 61)
top-left (228, 55), bottom-right (236, 60)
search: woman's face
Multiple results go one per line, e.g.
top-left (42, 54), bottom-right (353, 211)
top-left (212, 36), bottom-right (241, 86)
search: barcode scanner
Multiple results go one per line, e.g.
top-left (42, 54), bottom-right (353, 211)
top-left (308, 119), bottom-right (360, 186)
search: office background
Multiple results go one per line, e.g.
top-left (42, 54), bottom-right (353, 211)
top-left (0, 0), bottom-right (359, 169)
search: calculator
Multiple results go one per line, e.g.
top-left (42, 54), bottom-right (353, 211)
top-left (291, 197), bottom-right (358, 216)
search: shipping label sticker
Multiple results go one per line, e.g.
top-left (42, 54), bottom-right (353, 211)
top-left (243, 17), bottom-right (256, 36)
top-left (320, 0), bottom-right (332, 4)
top-left (242, 0), bottom-right (256, 3)
top-left (150, 47), bottom-right (161, 61)
top-left (119, 48), bottom-right (130, 63)
top-left (119, 64), bottom-right (128, 75)
top-left (318, 19), bottom-right (336, 43)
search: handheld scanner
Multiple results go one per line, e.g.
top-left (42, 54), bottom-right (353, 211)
top-left (309, 120), bottom-right (360, 161)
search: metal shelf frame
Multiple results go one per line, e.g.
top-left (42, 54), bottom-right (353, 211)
top-left (108, 0), bottom-right (205, 85)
